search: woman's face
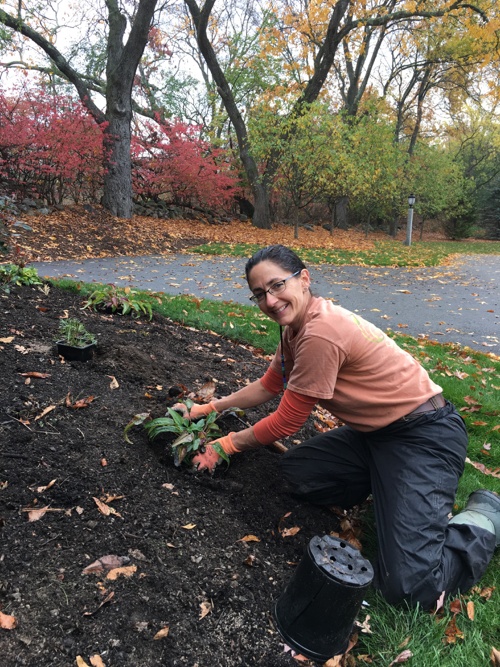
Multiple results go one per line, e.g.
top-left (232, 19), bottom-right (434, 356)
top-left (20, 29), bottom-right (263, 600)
top-left (247, 260), bottom-right (311, 331)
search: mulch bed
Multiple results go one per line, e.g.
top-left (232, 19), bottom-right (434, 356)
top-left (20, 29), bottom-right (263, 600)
top-left (1, 284), bottom-right (350, 667)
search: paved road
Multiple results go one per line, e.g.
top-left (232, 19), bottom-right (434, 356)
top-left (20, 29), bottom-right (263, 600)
top-left (31, 253), bottom-right (500, 354)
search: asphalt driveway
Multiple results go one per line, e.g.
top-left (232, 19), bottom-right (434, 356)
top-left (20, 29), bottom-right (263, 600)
top-left (31, 253), bottom-right (500, 354)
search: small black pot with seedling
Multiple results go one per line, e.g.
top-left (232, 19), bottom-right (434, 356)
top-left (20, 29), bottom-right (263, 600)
top-left (56, 318), bottom-right (97, 361)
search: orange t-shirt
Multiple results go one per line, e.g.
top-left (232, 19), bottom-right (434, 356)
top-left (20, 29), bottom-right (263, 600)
top-left (265, 296), bottom-right (442, 432)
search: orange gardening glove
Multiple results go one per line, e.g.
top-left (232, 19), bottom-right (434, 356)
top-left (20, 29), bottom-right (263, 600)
top-left (172, 401), bottom-right (218, 420)
top-left (192, 433), bottom-right (239, 472)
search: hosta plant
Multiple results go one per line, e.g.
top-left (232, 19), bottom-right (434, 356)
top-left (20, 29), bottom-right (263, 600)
top-left (140, 400), bottom-right (229, 467)
top-left (0, 263), bottom-right (42, 292)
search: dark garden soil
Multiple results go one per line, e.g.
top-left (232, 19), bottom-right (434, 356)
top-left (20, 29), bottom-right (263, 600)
top-left (1, 284), bottom-right (355, 667)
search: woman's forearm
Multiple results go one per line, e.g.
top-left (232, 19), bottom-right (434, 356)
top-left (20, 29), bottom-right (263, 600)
top-left (212, 378), bottom-right (278, 413)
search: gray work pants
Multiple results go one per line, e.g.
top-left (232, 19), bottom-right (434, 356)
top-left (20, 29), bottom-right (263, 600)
top-left (279, 402), bottom-right (496, 609)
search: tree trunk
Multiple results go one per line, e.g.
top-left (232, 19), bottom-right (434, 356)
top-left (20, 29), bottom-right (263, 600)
top-left (252, 182), bottom-right (272, 229)
top-left (335, 196), bottom-right (349, 230)
top-left (102, 111), bottom-right (133, 218)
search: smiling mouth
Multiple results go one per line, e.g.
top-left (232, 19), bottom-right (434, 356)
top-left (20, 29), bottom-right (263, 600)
top-left (273, 304), bottom-right (288, 315)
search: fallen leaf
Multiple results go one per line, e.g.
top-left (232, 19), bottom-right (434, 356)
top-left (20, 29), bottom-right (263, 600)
top-left (324, 657), bottom-right (343, 666)
top-left (195, 380), bottom-right (216, 401)
top-left (101, 458), bottom-right (107, 467)
top-left (153, 626), bottom-right (170, 640)
top-left (181, 523), bottom-right (196, 530)
top-left (199, 600), bottom-right (213, 619)
top-left (93, 497), bottom-right (122, 518)
top-left (19, 371), bottom-right (51, 379)
top-left (465, 458), bottom-right (500, 479)
top-left (466, 600), bottom-right (474, 621)
top-left (76, 657), bottom-right (91, 667)
top-left (492, 425), bottom-right (500, 432)
top-left (243, 554), bottom-right (256, 567)
top-left (82, 555), bottom-right (130, 574)
top-left (89, 656), bottom-right (106, 667)
top-left (26, 506), bottom-right (49, 522)
top-left (388, 649), bottom-right (413, 665)
top-left (82, 591), bottom-right (115, 616)
top-left (355, 614), bottom-right (372, 634)
top-left (281, 526), bottom-right (301, 538)
top-left (162, 483), bottom-right (175, 490)
top-left (107, 375), bottom-right (119, 389)
top-left (443, 615), bottom-right (464, 644)
top-left (449, 598), bottom-right (462, 614)
top-left (0, 336), bottom-right (15, 343)
top-left (106, 565), bottom-right (137, 580)
top-left (71, 396), bottom-right (95, 409)
top-left (34, 405), bottom-right (56, 420)
top-left (491, 647), bottom-right (500, 666)
top-left (0, 610), bottom-right (17, 629)
top-left (34, 478), bottom-right (57, 493)
top-left (238, 534), bottom-right (260, 542)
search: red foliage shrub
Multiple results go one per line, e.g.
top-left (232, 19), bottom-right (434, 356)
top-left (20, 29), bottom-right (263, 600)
top-left (131, 119), bottom-right (240, 210)
top-left (0, 89), bottom-right (105, 204)
top-left (0, 88), bottom-right (240, 211)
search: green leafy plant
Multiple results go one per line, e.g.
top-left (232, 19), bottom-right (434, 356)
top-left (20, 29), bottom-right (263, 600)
top-left (0, 263), bottom-right (42, 292)
top-left (141, 399), bottom-right (228, 467)
top-left (56, 317), bottom-right (97, 348)
top-left (82, 284), bottom-right (157, 319)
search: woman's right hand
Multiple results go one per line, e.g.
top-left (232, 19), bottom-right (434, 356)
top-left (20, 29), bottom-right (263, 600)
top-left (172, 401), bottom-right (218, 420)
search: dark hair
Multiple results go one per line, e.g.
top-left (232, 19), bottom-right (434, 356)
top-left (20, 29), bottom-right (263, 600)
top-left (245, 244), bottom-right (307, 283)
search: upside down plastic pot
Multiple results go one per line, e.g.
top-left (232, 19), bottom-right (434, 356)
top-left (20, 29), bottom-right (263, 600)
top-left (273, 535), bottom-right (373, 662)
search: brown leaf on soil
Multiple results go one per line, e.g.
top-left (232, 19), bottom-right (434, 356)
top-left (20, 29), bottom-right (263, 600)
top-left (199, 600), bottom-right (213, 619)
top-left (153, 626), bottom-right (170, 640)
top-left (82, 591), bottom-right (115, 616)
top-left (106, 565), bottom-right (137, 580)
top-left (238, 534), bottom-right (260, 542)
top-left (19, 372), bottom-right (51, 379)
top-left (89, 656), bottom-right (106, 667)
top-left (32, 478), bottom-right (57, 493)
top-left (0, 611), bottom-right (17, 630)
top-left (281, 526), bottom-right (301, 538)
top-left (107, 375), bottom-right (119, 389)
top-left (181, 523), bottom-right (196, 530)
top-left (25, 506), bottom-right (49, 522)
top-left (23, 506), bottom-right (64, 522)
top-left (34, 405), bottom-right (56, 420)
top-left (82, 555), bottom-right (130, 574)
top-left (76, 657), bottom-right (91, 667)
top-left (93, 497), bottom-right (122, 518)
top-left (71, 396), bottom-right (96, 409)
top-left (0, 336), bottom-right (15, 343)
top-left (194, 380), bottom-right (216, 402)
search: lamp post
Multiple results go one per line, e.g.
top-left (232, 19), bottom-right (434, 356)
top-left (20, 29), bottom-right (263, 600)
top-left (403, 194), bottom-right (416, 246)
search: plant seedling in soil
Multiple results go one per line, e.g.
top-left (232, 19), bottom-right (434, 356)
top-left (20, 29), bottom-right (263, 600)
top-left (56, 318), bottom-right (97, 348)
top-left (142, 399), bottom-right (230, 467)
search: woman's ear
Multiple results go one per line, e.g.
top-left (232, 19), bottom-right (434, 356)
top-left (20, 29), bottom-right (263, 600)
top-left (300, 269), bottom-right (311, 290)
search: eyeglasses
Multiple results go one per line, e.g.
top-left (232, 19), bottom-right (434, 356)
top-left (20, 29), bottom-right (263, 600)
top-left (249, 271), bottom-right (301, 304)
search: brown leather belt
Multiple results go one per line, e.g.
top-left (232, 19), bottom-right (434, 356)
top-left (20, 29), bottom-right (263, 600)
top-left (398, 394), bottom-right (446, 422)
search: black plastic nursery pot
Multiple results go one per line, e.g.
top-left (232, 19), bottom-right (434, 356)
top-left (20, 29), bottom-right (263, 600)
top-left (273, 534), bottom-right (373, 662)
top-left (56, 341), bottom-right (96, 362)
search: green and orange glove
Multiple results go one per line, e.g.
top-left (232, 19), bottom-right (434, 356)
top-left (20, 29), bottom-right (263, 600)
top-left (172, 401), bottom-right (218, 420)
top-left (192, 432), bottom-right (239, 472)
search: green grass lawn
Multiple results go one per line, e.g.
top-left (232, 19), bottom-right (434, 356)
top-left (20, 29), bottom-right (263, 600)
top-left (190, 239), bottom-right (500, 267)
top-left (54, 276), bottom-right (500, 666)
